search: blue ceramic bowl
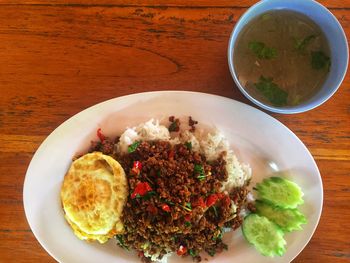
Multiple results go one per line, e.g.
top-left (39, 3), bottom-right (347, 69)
top-left (228, 0), bottom-right (348, 114)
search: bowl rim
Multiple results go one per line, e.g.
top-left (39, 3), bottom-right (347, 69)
top-left (227, 0), bottom-right (349, 114)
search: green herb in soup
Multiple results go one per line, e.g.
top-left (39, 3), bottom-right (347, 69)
top-left (233, 10), bottom-right (331, 107)
top-left (254, 76), bottom-right (288, 106)
top-left (294, 34), bottom-right (316, 53)
top-left (248, 41), bottom-right (277, 59)
top-left (311, 51), bottom-right (331, 71)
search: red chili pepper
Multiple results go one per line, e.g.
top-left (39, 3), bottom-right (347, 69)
top-left (216, 193), bottom-right (225, 199)
top-left (97, 128), bottom-right (105, 142)
top-left (177, 245), bottom-right (187, 256)
top-left (133, 161), bottom-right (142, 170)
top-left (131, 167), bottom-right (140, 175)
top-left (161, 203), bottom-right (171, 212)
top-left (131, 161), bottom-right (142, 175)
top-left (192, 197), bottom-right (206, 208)
top-left (131, 182), bottom-right (152, 199)
top-left (184, 213), bottom-right (192, 221)
top-left (206, 194), bottom-right (219, 207)
top-left (138, 251), bottom-right (144, 258)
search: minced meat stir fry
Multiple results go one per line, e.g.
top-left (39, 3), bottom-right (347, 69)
top-left (91, 137), bottom-right (249, 262)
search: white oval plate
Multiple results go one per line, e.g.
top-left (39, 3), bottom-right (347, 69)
top-left (23, 91), bottom-right (322, 263)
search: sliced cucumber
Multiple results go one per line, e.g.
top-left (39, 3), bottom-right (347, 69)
top-left (242, 214), bottom-right (286, 257)
top-left (255, 200), bottom-right (307, 232)
top-left (255, 177), bottom-right (304, 209)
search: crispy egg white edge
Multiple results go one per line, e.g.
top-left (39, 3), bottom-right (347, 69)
top-left (61, 152), bottom-right (128, 242)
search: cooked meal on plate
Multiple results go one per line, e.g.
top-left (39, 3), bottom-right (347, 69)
top-left (60, 116), bottom-right (306, 262)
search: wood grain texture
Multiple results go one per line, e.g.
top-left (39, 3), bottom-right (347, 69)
top-left (0, 1), bottom-right (349, 262)
top-left (1, 0), bottom-right (350, 8)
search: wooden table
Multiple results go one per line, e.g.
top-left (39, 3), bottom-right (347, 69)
top-left (1, 0), bottom-right (349, 262)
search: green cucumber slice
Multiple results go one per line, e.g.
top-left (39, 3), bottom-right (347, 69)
top-left (255, 200), bottom-right (307, 232)
top-left (242, 214), bottom-right (286, 257)
top-left (255, 177), bottom-right (304, 208)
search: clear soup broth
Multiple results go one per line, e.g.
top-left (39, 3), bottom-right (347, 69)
top-left (234, 10), bottom-right (331, 107)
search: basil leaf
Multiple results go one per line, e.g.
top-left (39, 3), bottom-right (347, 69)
top-left (128, 141), bottom-right (140, 153)
top-left (185, 141), bottom-right (192, 150)
top-left (194, 164), bottom-right (206, 180)
top-left (189, 249), bottom-right (197, 257)
top-left (116, 235), bottom-right (129, 250)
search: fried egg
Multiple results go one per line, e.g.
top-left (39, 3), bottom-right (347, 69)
top-left (60, 152), bottom-right (128, 243)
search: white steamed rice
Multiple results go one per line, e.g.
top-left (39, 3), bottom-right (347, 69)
top-left (116, 119), bottom-right (251, 190)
